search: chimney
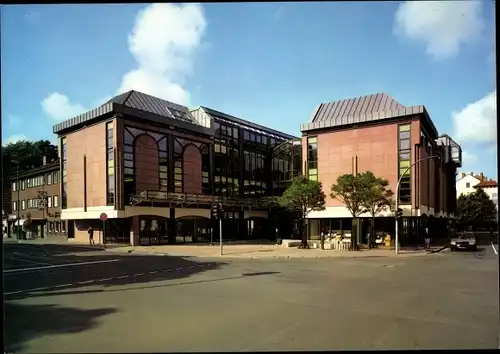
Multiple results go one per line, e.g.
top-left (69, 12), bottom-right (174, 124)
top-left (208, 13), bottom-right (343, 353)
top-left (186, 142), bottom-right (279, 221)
top-left (480, 172), bottom-right (484, 181)
top-left (42, 156), bottom-right (47, 166)
top-left (461, 173), bottom-right (466, 178)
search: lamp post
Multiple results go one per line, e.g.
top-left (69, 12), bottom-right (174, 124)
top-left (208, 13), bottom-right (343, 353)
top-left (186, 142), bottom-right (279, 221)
top-left (395, 155), bottom-right (440, 255)
top-left (11, 160), bottom-right (20, 240)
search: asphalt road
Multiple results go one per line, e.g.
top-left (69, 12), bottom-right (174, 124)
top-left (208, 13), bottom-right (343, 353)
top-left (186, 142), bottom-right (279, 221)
top-left (4, 243), bottom-right (499, 352)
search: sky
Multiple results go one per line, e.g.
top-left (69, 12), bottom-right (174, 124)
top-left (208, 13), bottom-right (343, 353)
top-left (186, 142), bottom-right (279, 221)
top-left (1, 2), bottom-right (497, 179)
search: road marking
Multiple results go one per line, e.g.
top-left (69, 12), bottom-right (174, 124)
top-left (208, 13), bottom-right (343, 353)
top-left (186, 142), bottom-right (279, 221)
top-left (491, 242), bottom-right (498, 255)
top-left (3, 259), bottom-right (120, 274)
top-left (97, 278), bottom-right (113, 282)
top-left (4, 262), bottom-right (212, 296)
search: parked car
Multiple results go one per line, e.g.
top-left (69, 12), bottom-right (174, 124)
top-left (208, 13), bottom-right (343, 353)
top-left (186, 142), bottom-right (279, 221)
top-left (450, 233), bottom-right (477, 252)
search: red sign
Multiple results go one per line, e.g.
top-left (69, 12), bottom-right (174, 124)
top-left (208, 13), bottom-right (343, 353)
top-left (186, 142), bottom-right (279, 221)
top-left (100, 212), bottom-right (108, 221)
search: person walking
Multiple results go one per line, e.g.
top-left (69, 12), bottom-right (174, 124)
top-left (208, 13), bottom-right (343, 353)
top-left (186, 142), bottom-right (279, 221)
top-left (88, 226), bottom-right (95, 245)
top-left (424, 226), bottom-right (430, 250)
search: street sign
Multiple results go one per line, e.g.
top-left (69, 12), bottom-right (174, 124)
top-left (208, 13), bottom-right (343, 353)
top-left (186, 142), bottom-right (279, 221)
top-left (100, 212), bottom-right (108, 221)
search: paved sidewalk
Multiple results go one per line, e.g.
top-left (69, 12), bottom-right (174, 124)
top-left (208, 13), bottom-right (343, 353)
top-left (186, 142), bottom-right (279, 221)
top-left (105, 244), bottom-right (437, 259)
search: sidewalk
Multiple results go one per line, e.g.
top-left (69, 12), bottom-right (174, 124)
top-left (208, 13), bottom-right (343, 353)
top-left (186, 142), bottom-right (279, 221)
top-left (105, 244), bottom-right (438, 259)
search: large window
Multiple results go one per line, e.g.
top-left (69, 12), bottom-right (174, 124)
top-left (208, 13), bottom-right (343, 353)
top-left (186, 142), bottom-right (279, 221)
top-left (106, 122), bottom-right (115, 206)
top-left (398, 124), bottom-right (411, 204)
top-left (243, 150), bottom-right (266, 196)
top-left (307, 136), bottom-right (318, 181)
top-left (214, 123), bottom-right (240, 197)
top-left (61, 137), bottom-right (67, 209)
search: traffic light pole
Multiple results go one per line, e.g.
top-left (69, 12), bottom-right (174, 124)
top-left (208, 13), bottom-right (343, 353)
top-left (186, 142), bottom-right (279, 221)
top-left (219, 217), bottom-right (223, 256)
top-left (395, 155), bottom-right (440, 255)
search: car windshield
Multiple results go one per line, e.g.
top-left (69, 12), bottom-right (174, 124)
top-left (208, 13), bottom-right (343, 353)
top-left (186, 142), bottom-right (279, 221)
top-left (459, 234), bottom-right (474, 240)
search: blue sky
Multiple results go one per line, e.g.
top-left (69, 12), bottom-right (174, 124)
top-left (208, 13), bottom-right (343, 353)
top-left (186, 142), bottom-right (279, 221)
top-left (1, 2), bottom-right (496, 178)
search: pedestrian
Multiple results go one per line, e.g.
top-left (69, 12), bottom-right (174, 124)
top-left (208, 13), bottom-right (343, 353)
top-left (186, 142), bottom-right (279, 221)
top-left (88, 226), bottom-right (95, 245)
top-left (424, 226), bottom-right (430, 249)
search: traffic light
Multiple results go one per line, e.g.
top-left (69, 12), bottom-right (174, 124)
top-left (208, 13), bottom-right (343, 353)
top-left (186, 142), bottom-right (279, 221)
top-left (218, 203), bottom-right (224, 215)
top-left (211, 203), bottom-right (219, 219)
top-left (395, 208), bottom-right (403, 218)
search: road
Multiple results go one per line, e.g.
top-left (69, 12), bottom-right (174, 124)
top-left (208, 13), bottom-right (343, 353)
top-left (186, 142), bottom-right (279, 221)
top-left (4, 243), bottom-right (499, 352)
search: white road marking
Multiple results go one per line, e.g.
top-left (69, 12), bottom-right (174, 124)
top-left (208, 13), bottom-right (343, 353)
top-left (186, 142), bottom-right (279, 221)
top-left (97, 278), bottom-right (113, 282)
top-left (4, 264), bottom-right (211, 296)
top-left (3, 259), bottom-right (120, 274)
top-left (491, 242), bottom-right (498, 255)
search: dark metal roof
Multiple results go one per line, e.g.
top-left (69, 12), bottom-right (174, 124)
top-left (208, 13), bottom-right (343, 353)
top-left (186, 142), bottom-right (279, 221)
top-left (10, 159), bottom-right (60, 180)
top-left (53, 90), bottom-right (201, 134)
top-left (105, 90), bottom-right (195, 124)
top-left (310, 93), bottom-right (405, 123)
top-left (199, 106), bottom-right (297, 141)
top-left (301, 93), bottom-right (439, 137)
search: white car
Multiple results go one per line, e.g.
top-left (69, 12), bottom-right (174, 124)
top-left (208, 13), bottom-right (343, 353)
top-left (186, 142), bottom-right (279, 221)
top-left (450, 233), bottom-right (477, 252)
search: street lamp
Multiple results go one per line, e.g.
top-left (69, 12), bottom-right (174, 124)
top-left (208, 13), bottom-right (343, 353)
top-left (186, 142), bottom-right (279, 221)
top-left (11, 159), bottom-right (20, 240)
top-left (395, 155), bottom-right (441, 255)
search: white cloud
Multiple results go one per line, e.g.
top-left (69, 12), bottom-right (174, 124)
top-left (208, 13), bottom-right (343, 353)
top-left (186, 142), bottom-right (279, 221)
top-left (40, 3), bottom-right (206, 120)
top-left (453, 91), bottom-right (497, 144)
top-left (394, 1), bottom-right (485, 60)
top-left (41, 92), bottom-right (87, 121)
top-left (116, 3), bottom-right (206, 105)
top-left (3, 134), bottom-right (28, 146)
top-left (461, 150), bottom-right (478, 165)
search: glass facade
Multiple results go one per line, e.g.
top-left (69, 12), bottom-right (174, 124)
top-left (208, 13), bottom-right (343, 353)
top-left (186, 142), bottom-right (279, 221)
top-left (106, 122), bottom-right (115, 205)
top-left (307, 137), bottom-right (318, 181)
top-left (398, 124), bottom-right (411, 204)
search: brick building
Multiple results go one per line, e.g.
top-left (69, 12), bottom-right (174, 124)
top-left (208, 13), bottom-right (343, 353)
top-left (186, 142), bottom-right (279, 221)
top-left (8, 158), bottom-right (68, 239)
top-left (52, 90), bottom-right (301, 245)
top-left (300, 93), bottom-right (462, 245)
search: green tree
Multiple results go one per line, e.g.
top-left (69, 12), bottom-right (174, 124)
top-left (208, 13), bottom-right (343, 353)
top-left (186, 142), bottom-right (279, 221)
top-left (330, 173), bottom-right (368, 250)
top-left (358, 171), bottom-right (395, 249)
top-left (278, 176), bottom-right (326, 249)
top-left (456, 188), bottom-right (497, 230)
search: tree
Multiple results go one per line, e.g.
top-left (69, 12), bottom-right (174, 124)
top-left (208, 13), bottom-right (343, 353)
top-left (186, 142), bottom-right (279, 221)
top-left (2, 139), bottom-right (58, 198)
top-left (278, 176), bottom-right (326, 249)
top-left (358, 172), bottom-right (395, 249)
top-left (330, 173), bottom-right (368, 251)
top-left (456, 188), bottom-right (497, 230)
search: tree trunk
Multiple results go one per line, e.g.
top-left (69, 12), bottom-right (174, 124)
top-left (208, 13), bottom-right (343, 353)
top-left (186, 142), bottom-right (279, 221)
top-left (299, 217), bottom-right (309, 249)
top-left (368, 216), bottom-right (375, 250)
top-left (350, 217), bottom-right (358, 251)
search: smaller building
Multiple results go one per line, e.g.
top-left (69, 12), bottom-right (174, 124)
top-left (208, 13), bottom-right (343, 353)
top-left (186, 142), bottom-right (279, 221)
top-left (456, 172), bottom-right (498, 205)
top-left (9, 158), bottom-right (68, 238)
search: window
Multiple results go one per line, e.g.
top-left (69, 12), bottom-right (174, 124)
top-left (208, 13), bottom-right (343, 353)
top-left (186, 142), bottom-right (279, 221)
top-left (55, 222), bottom-right (60, 232)
top-left (27, 199), bottom-right (32, 209)
top-left (21, 180), bottom-right (25, 190)
top-left (47, 173), bottom-right (52, 185)
top-left (21, 200), bottom-right (25, 210)
top-left (47, 196), bottom-right (52, 208)
top-left (466, 182), bottom-right (470, 188)
top-left (12, 201), bottom-right (17, 211)
top-left (307, 136), bottom-right (318, 181)
top-left (61, 137), bottom-right (67, 209)
top-left (53, 195), bottom-right (59, 208)
top-left (61, 222), bottom-right (66, 232)
top-left (106, 122), bottom-right (115, 206)
top-left (12, 182), bottom-right (16, 192)
top-left (398, 124), bottom-right (411, 204)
